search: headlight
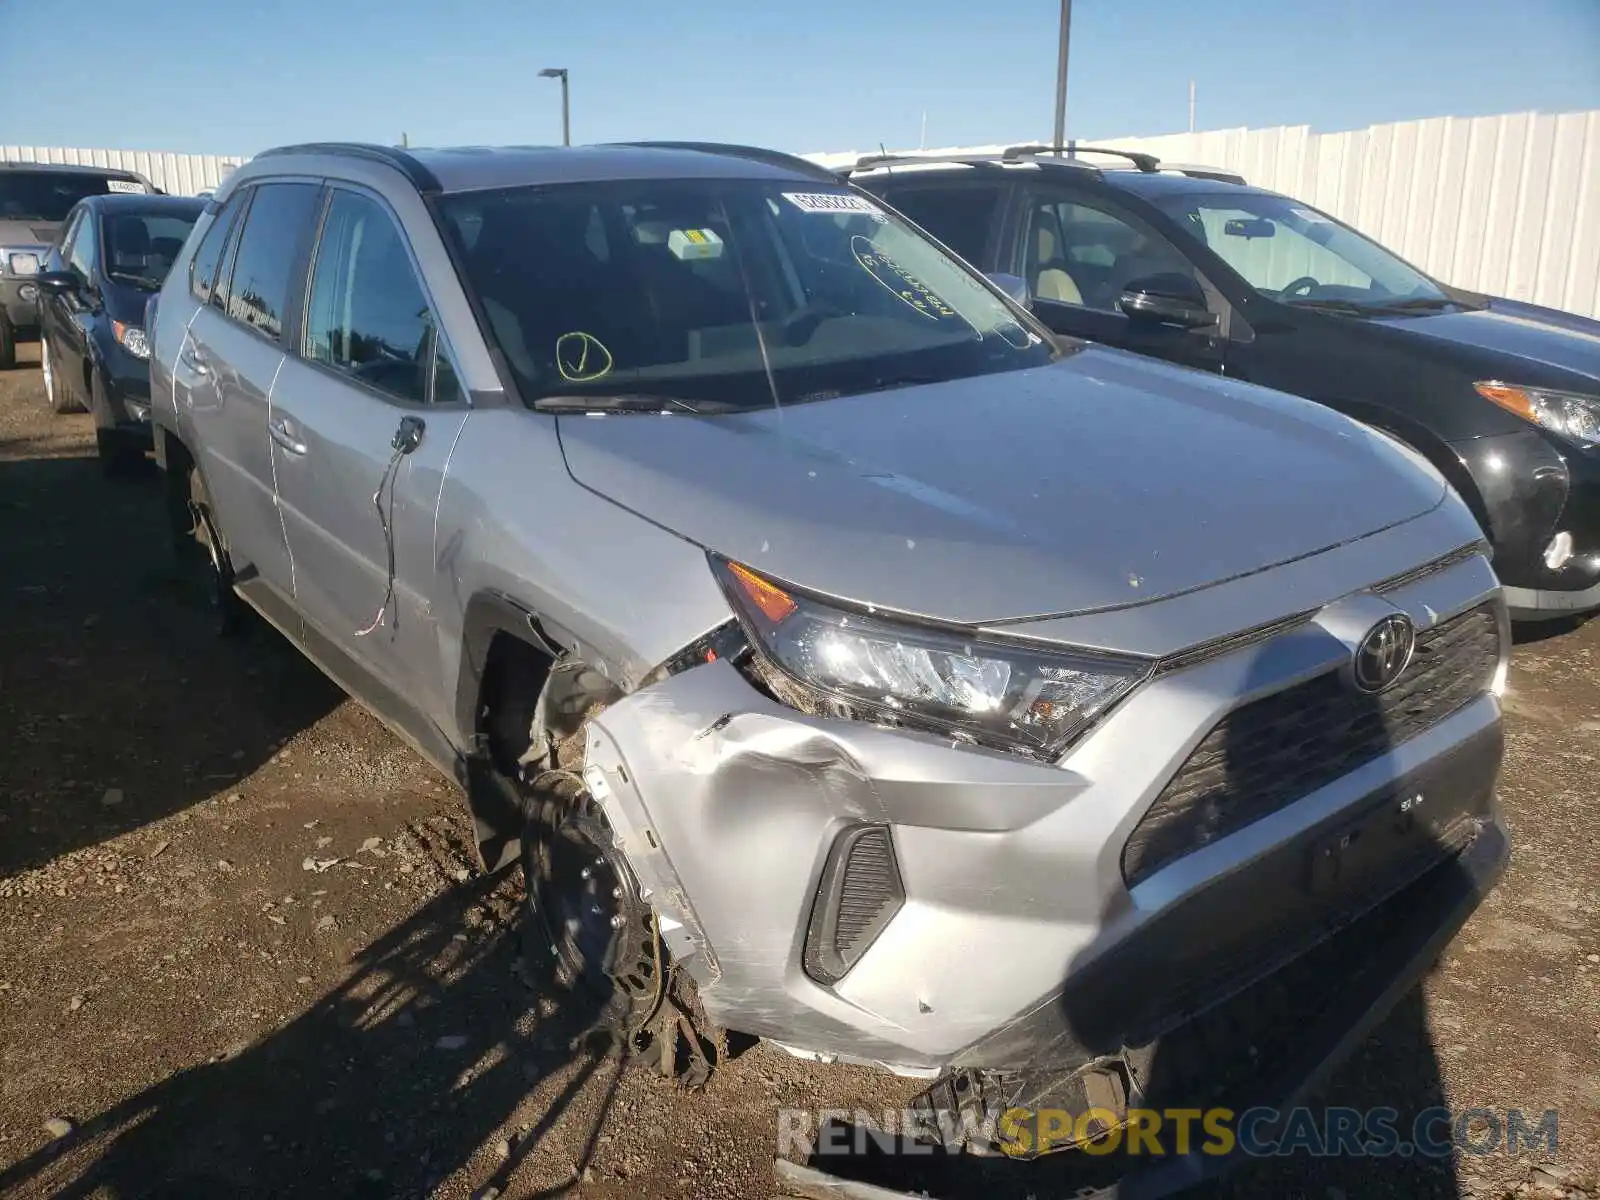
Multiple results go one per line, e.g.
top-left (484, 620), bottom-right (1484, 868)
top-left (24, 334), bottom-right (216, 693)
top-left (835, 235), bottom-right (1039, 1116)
top-left (6, 251), bottom-right (41, 276)
top-left (113, 321), bottom-right (150, 360)
top-left (1476, 382), bottom-right (1600, 448)
top-left (714, 558), bottom-right (1150, 759)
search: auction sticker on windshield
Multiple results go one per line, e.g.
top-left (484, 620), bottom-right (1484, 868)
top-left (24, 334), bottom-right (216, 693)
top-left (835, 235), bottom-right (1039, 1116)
top-left (783, 192), bottom-right (885, 219)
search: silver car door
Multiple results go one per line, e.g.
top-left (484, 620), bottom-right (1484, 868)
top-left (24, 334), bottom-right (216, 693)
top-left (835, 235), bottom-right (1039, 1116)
top-left (178, 181), bottom-right (323, 607)
top-left (270, 185), bottom-right (470, 717)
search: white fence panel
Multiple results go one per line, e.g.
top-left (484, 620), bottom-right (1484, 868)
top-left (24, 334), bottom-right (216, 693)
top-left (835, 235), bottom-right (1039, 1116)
top-left (0, 146), bottom-right (245, 196)
top-left (810, 108), bottom-right (1600, 318)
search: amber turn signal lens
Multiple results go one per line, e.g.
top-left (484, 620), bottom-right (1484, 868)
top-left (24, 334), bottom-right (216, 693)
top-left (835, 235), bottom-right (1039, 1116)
top-left (727, 561), bottom-right (797, 623)
top-left (1474, 382), bottom-right (1537, 420)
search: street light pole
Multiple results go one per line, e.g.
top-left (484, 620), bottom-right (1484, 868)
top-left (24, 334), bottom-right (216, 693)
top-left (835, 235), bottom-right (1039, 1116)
top-left (1052, 0), bottom-right (1071, 153)
top-left (539, 68), bottom-right (570, 146)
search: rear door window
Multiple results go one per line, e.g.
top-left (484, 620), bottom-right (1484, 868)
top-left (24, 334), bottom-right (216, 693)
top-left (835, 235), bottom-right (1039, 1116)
top-left (189, 196), bottom-right (245, 304)
top-left (221, 181), bottom-right (321, 340)
top-left (876, 186), bottom-right (1002, 265)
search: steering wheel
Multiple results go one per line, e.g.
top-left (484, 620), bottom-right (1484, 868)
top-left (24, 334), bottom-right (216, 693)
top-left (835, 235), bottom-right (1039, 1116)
top-left (1280, 276), bottom-right (1320, 299)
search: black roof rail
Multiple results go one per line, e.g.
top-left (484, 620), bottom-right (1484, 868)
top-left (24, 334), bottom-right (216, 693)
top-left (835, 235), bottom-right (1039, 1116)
top-left (253, 142), bottom-right (442, 192)
top-left (618, 141), bottom-right (844, 183)
top-left (999, 143), bottom-right (1161, 172)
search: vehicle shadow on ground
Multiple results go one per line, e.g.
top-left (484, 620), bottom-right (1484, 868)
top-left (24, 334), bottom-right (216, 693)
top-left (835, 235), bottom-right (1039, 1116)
top-left (0, 865), bottom-right (615, 1199)
top-left (0, 452), bottom-right (342, 880)
top-left (802, 623), bottom-right (1501, 1199)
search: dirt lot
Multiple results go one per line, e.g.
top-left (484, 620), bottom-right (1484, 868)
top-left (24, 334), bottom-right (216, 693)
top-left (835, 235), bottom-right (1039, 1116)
top-left (1, 343), bottom-right (1596, 1200)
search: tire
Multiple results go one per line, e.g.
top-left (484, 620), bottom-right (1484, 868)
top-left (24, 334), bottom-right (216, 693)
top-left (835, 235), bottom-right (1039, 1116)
top-left (43, 339), bottom-right (83, 414)
top-left (182, 465), bottom-right (243, 636)
top-left (520, 768), bottom-right (661, 1036)
top-left (0, 314), bottom-right (15, 371)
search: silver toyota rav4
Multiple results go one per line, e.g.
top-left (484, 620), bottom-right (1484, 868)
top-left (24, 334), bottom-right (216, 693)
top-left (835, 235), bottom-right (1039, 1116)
top-left (148, 142), bottom-right (1509, 1177)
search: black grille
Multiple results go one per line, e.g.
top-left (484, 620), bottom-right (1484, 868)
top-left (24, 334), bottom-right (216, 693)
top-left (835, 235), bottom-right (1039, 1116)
top-left (804, 826), bottom-right (905, 986)
top-left (1122, 604), bottom-right (1501, 886)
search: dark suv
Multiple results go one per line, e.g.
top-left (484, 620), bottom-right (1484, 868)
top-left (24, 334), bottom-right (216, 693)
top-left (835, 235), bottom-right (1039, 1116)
top-left (0, 161), bottom-right (160, 369)
top-left (850, 146), bottom-right (1600, 622)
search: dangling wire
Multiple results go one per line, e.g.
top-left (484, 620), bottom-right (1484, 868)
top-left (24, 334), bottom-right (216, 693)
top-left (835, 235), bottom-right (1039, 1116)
top-left (354, 442), bottom-right (406, 637)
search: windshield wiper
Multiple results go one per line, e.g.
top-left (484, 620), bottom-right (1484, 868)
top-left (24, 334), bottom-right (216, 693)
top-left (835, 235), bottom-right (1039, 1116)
top-left (1373, 296), bottom-right (1468, 312)
top-left (107, 271), bottom-right (164, 290)
top-left (532, 392), bottom-right (737, 415)
top-left (1283, 297), bottom-right (1380, 317)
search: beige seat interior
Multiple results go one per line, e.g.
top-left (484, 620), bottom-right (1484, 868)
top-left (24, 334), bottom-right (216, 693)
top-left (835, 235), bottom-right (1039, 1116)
top-left (1031, 222), bottom-right (1084, 306)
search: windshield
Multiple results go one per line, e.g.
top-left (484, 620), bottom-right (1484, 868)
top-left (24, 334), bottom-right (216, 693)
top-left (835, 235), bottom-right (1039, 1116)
top-left (101, 209), bottom-right (201, 290)
top-left (1152, 191), bottom-right (1449, 309)
top-left (437, 179), bottom-right (1055, 410)
top-left (0, 172), bottom-right (145, 222)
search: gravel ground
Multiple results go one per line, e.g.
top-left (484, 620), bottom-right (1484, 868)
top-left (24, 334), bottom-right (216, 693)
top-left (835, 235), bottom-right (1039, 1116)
top-left (0, 343), bottom-right (1595, 1200)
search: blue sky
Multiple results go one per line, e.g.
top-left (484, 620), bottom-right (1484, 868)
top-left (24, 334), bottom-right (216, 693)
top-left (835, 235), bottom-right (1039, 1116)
top-left (3, 0), bottom-right (1597, 157)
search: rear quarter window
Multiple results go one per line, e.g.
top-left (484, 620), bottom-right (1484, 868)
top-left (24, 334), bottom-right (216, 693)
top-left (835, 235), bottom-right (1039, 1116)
top-left (877, 186), bottom-right (1001, 265)
top-left (189, 197), bottom-right (243, 305)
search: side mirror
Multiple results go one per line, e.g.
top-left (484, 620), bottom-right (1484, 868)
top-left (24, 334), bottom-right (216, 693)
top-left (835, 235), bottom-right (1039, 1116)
top-left (986, 272), bottom-right (1031, 309)
top-left (1118, 273), bottom-right (1217, 330)
top-left (35, 271), bottom-right (79, 297)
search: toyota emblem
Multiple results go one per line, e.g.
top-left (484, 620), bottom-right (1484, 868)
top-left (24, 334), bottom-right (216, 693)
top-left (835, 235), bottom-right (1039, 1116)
top-left (1353, 614), bottom-right (1416, 693)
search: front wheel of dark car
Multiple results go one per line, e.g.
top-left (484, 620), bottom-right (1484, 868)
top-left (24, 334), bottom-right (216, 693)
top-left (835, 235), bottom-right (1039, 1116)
top-left (0, 315), bottom-right (17, 371)
top-left (43, 339), bottom-right (83, 413)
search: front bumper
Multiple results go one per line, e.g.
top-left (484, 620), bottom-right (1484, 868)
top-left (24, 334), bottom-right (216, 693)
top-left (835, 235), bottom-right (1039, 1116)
top-left (581, 544), bottom-right (1506, 1075)
top-left (99, 345), bottom-right (155, 446)
top-left (0, 277), bottom-right (40, 334)
top-left (779, 813), bottom-right (1508, 1197)
top-left (1455, 429), bottom-right (1600, 618)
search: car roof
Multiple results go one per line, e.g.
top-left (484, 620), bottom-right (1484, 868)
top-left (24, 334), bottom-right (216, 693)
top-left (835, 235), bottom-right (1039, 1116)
top-left (0, 161), bottom-right (147, 179)
top-left (80, 193), bottom-right (204, 213)
top-left (252, 142), bottom-right (843, 194)
top-left (848, 157), bottom-right (1262, 199)
top-left (1096, 170), bottom-right (1264, 199)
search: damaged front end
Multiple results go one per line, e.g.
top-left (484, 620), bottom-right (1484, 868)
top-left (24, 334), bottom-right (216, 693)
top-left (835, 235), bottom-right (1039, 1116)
top-left (571, 547), bottom-right (1508, 1190)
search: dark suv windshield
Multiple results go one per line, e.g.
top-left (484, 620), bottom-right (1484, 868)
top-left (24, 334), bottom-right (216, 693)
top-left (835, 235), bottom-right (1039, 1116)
top-left (438, 179), bottom-right (1055, 409)
top-left (0, 172), bottom-right (145, 222)
top-left (102, 209), bottom-right (201, 290)
top-left (1152, 190), bottom-right (1448, 309)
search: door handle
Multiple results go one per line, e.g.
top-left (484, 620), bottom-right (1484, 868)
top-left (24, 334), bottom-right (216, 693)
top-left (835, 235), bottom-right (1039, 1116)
top-left (269, 416), bottom-right (307, 456)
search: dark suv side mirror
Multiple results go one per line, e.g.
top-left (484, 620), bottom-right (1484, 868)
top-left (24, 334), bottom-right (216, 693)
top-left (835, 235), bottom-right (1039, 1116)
top-left (35, 270), bottom-right (79, 297)
top-left (1118, 273), bottom-right (1218, 330)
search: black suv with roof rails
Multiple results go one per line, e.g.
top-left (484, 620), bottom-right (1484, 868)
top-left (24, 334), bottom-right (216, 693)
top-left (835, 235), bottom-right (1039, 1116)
top-left (848, 145), bottom-right (1600, 623)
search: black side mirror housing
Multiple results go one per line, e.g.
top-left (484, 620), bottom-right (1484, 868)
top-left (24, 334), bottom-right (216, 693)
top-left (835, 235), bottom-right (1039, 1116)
top-left (35, 270), bottom-right (79, 297)
top-left (1118, 272), bottom-right (1218, 330)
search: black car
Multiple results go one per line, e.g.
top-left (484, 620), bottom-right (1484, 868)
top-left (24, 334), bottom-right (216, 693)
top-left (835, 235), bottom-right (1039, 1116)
top-left (35, 193), bottom-right (204, 472)
top-left (849, 146), bottom-right (1600, 622)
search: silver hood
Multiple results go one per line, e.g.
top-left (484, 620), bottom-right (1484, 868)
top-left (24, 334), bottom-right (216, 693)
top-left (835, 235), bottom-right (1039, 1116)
top-left (556, 347), bottom-right (1448, 625)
